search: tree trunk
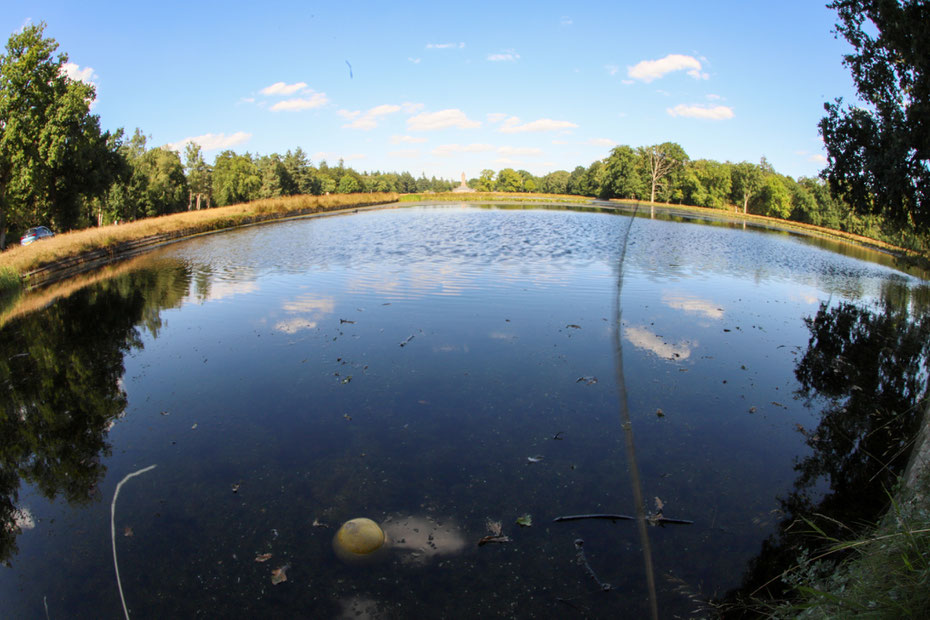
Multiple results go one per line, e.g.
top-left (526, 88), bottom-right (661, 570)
top-left (0, 207), bottom-right (6, 250)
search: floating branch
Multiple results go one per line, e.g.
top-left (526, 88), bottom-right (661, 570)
top-left (554, 513), bottom-right (693, 525)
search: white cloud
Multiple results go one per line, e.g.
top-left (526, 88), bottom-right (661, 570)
top-left (494, 157), bottom-right (519, 166)
top-left (625, 326), bottom-right (693, 360)
top-left (165, 131), bottom-right (252, 153)
top-left (628, 54), bottom-right (708, 83)
top-left (339, 104), bottom-right (402, 129)
top-left (587, 138), bottom-right (617, 147)
top-left (498, 117), bottom-right (578, 133)
top-left (391, 134), bottom-right (428, 144)
top-left (408, 109), bottom-right (481, 131)
top-left (401, 102), bottom-right (425, 114)
top-left (432, 143), bottom-right (495, 156)
top-left (551, 139), bottom-right (569, 145)
top-left (388, 149), bottom-right (421, 158)
top-left (61, 62), bottom-right (97, 84)
top-left (488, 50), bottom-right (520, 62)
top-left (662, 293), bottom-right (724, 319)
top-left (667, 103), bottom-right (734, 120)
top-left (809, 154), bottom-right (827, 163)
top-left (560, 16), bottom-right (573, 26)
top-left (706, 93), bottom-right (723, 101)
top-left (260, 81), bottom-right (308, 96)
top-left (427, 42), bottom-right (465, 49)
top-left (498, 146), bottom-right (542, 156)
top-left (487, 112), bottom-right (509, 123)
top-left (270, 92), bottom-right (329, 111)
top-left (408, 57), bottom-right (421, 64)
top-left (605, 64), bottom-right (619, 76)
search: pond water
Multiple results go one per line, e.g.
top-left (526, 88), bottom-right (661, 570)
top-left (1, 204), bottom-right (928, 618)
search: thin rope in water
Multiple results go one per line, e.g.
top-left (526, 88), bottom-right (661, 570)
top-left (111, 464), bottom-right (157, 620)
top-left (612, 207), bottom-right (659, 620)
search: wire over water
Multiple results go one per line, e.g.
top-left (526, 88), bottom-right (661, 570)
top-left (612, 208), bottom-right (659, 620)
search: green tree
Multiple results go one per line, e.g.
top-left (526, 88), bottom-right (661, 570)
top-left (819, 0), bottom-right (930, 232)
top-left (752, 175), bottom-right (791, 218)
top-left (601, 146), bottom-right (645, 200)
top-left (730, 161), bottom-right (764, 214)
top-left (495, 168), bottom-right (523, 192)
top-left (0, 22), bottom-right (120, 246)
top-left (184, 142), bottom-right (212, 208)
top-left (474, 169), bottom-right (495, 192)
top-left (540, 170), bottom-right (570, 195)
top-left (212, 150), bottom-right (260, 206)
top-left (337, 174), bottom-right (360, 193)
top-left (681, 159), bottom-right (732, 209)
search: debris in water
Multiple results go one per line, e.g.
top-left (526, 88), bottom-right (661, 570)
top-left (231, 483), bottom-right (240, 493)
top-left (576, 376), bottom-right (598, 385)
top-left (123, 526), bottom-right (133, 537)
top-left (566, 324), bottom-right (581, 329)
top-left (552, 431), bottom-right (565, 440)
top-left (270, 564), bottom-right (289, 585)
top-left (339, 319), bottom-right (356, 324)
top-left (477, 535), bottom-right (512, 546)
top-left (344, 413), bottom-right (352, 421)
top-left (749, 406), bottom-right (757, 413)
top-left (159, 410), bottom-right (169, 416)
top-left (400, 334), bottom-right (415, 347)
top-left (527, 455), bottom-right (544, 464)
top-left (341, 375), bottom-right (352, 384)
top-left (656, 408), bottom-right (665, 418)
top-left (191, 423), bottom-right (198, 430)
top-left (486, 519), bottom-right (502, 536)
top-left (516, 514), bottom-right (532, 527)
top-left (255, 553), bottom-right (272, 563)
top-left (312, 518), bottom-right (328, 528)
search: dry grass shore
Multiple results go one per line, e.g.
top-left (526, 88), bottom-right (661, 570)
top-left (0, 193), bottom-right (398, 291)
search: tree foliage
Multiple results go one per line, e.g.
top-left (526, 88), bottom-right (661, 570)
top-left (819, 0), bottom-right (930, 231)
top-left (0, 22), bottom-right (119, 246)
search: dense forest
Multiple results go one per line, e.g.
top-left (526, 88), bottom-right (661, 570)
top-left (1, 8), bottom-right (926, 252)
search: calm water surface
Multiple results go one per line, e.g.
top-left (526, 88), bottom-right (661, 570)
top-left (1, 205), bottom-right (928, 618)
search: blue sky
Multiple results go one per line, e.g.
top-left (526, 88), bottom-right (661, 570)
top-left (3, 1), bottom-right (860, 181)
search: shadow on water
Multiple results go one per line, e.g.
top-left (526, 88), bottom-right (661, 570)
top-left (719, 280), bottom-right (930, 616)
top-left (0, 264), bottom-right (192, 565)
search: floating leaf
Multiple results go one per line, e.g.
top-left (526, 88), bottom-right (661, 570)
top-left (271, 564), bottom-right (289, 585)
top-left (231, 483), bottom-right (240, 493)
top-left (255, 553), bottom-right (272, 563)
top-left (576, 376), bottom-right (598, 385)
top-left (343, 413), bottom-right (352, 421)
top-left (655, 408), bottom-right (665, 418)
top-left (191, 423), bottom-right (198, 430)
top-left (485, 519), bottom-right (502, 536)
top-left (516, 514), bottom-right (532, 527)
top-left (123, 526), bottom-right (133, 537)
top-left (527, 455), bottom-right (544, 463)
top-left (341, 376), bottom-right (352, 384)
top-left (312, 518), bottom-right (328, 528)
top-left (566, 324), bottom-right (581, 329)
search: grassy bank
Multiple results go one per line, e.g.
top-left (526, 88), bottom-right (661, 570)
top-left (0, 192), bottom-right (398, 293)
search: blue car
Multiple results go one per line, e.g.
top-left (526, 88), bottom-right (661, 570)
top-left (20, 226), bottom-right (55, 246)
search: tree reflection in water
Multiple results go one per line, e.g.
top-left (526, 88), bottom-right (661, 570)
top-left (722, 281), bottom-right (930, 614)
top-left (0, 265), bottom-right (191, 564)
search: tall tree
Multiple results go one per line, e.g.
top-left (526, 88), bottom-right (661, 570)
top-left (0, 22), bottom-right (119, 247)
top-left (819, 0), bottom-right (930, 232)
top-left (184, 142), bottom-right (212, 208)
top-left (639, 142), bottom-right (688, 204)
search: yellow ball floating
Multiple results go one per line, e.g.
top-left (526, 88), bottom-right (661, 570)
top-left (333, 518), bottom-right (387, 564)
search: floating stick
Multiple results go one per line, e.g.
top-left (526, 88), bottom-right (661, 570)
top-left (111, 465), bottom-right (157, 620)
